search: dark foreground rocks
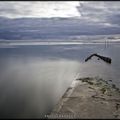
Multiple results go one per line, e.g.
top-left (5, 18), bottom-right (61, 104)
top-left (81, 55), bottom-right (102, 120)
top-left (49, 77), bottom-right (120, 119)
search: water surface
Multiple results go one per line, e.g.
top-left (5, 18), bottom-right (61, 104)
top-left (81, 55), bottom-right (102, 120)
top-left (0, 43), bottom-right (119, 118)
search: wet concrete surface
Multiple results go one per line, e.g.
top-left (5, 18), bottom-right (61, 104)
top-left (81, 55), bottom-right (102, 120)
top-left (49, 77), bottom-right (120, 119)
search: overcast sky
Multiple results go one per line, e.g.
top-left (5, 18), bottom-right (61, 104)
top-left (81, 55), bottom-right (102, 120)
top-left (0, 1), bottom-right (120, 38)
top-left (0, 1), bottom-right (81, 18)
top-left (0, 1), bottom-right (120, 27)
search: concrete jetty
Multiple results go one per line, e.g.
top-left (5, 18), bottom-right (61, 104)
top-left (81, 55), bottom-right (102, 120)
top-left (49, 77), bottom-right (120, 119)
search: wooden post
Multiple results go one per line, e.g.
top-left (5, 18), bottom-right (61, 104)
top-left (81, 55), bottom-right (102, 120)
top-left (85, 53), bottom-right (111, 64)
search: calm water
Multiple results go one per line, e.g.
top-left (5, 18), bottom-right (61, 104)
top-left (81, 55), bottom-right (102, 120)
top-left (0, 43), bottom-right (120, 118)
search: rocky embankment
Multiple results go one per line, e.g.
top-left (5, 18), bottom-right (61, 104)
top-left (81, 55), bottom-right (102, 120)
top-left (49, 77), bottom-right (120, 119)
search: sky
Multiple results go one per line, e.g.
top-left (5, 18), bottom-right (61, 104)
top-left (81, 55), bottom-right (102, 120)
top-left (0, 1), bottom-right (81, 18)
top-left (0, 1), bottom-right (120, 27)
top-left (0, 1), bottom-right (120, 39)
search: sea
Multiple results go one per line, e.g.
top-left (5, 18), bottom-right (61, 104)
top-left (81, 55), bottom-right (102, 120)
top-left (0, 36), bottom-right (120, 118)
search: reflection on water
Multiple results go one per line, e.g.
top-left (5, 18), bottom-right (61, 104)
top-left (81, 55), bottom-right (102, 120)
top-left (0, 43), bottom-right (120, 118)
top-left (0, 57), bottom-right (80, 118)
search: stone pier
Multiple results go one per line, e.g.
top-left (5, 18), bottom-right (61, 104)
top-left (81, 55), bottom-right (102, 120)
top-left (49, 77), bottom-right (120, 119)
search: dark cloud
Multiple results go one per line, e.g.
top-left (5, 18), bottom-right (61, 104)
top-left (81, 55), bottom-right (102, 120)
top-left (78, 1), bottom-right (120, 26)
top-left (0, 1), bottom-right (120, 38)
top-left (106, 14), bottom-right (120, 26)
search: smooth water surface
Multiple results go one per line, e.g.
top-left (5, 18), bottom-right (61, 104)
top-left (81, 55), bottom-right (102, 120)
top-left (0, 43), bottom-right (119, 118)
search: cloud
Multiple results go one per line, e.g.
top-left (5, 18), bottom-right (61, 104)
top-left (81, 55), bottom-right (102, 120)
top-left (78, 1), bottom-right (120, 26)
top-left (0, 1), bottom-right (120, 36)
top-left (106, 14), bottom-right (120, 26)
top-left (0, 2), bottom-right (31, 18)
top-left (0, 1), bottom-right (81, 18)
top-left (1, 1), bottom-right (120, 28)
